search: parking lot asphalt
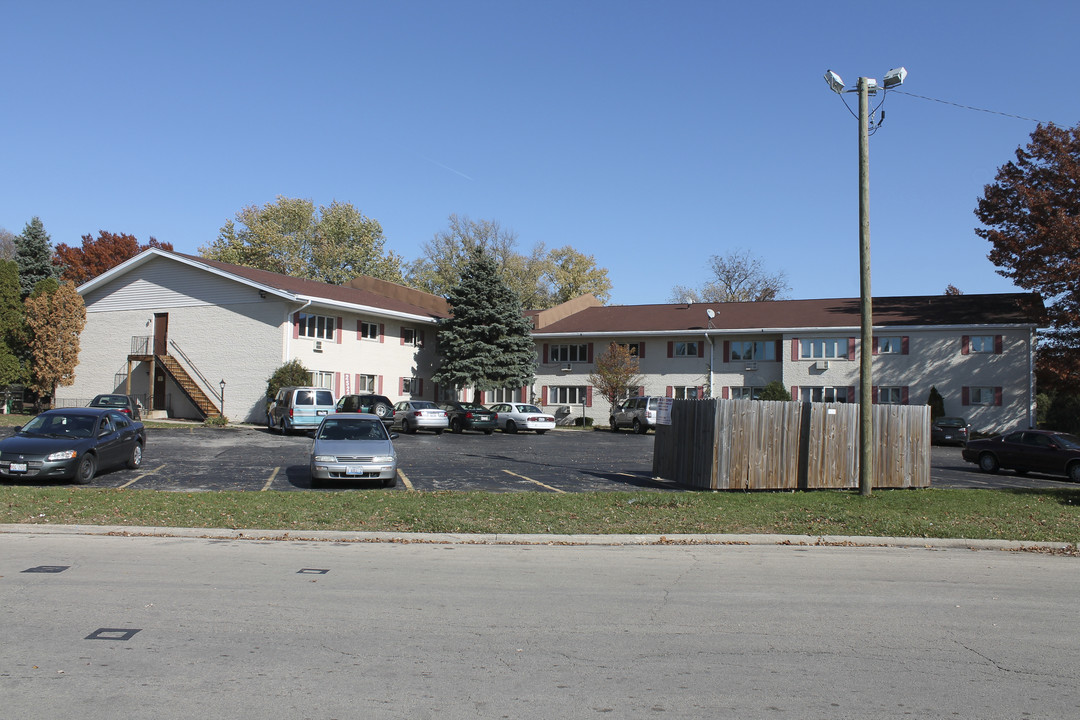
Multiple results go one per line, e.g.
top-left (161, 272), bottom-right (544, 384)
top-left (3, 424), bottom-right (1078, 492)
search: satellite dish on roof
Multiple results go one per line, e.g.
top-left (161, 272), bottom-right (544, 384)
top-left (706, 309), bottom-right (715, 319)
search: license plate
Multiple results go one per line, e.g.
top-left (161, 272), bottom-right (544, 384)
top-left (9, 462), bottom-right (26, 472)
top-left (317, 410), bottom-right (328, 415)
top-left (346, 466), bottom-right (363, 476)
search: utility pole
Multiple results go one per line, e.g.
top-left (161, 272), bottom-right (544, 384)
top-left (857, 77), bottom-right (873, 496)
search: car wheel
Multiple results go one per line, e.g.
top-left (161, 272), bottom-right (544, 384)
top-left (374, 403), bottom-right (393, 419)
top-left (633, 419), bottom-right (646, 435)
top-left (383, 474), bottom-right (398, 488)
top-left (610, 418), bottom-right (618, 432)
top-left (434, 428), bottom-right (444, 435)
top-left (451, 418), bottom-right (463, 434)
top-left (404, 420), bottom-right (416, 434)
top-left (506, 420), bottom-right (518, 434)
top-left (1069, 462), bottom-right (1080, 483)
top-left (126, 442), bottom-right (143, 469)
top-left (483, 429), bottom-right (493, 435)
top-left (75, 453), bottom-right (97, 484)
top-left (978, 453), bottom-right (1000, 474)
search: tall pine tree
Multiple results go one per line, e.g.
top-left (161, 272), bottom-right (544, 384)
top-left (16, 217), bottom-right (60, 300)
top-left (433, 248), bottom-right (536, 402)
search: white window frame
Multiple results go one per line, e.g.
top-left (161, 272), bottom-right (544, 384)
top-left (969, 386), bottom-right (996, 405)
top-left (551, 344), bottom-right (589, 363)
top-left (969, 335), bottom-right (996, 353)
top-left (360, 321), bottom-right (379, 340)
top-left (489, 387), bottom-right (520, 403)
top-left (550, 385), bottom-right (587, 404)
top-left (800, 386), bottom-right (850, 403)
top-left (298, 313), bottom-right (336, 341)
top-left (617, 342), bottom-right (640, 357)
top-left (673, 341), bottom-right (697, 358)
top-left (672, 386), bottom-right (700, 400)
top-left (800, 338), bottom-right (846, 360)
top-left (731, 341), bottom-right (776, 362)
top-left (730, 386), bottom-right (765, 400)
top-left (310, 371), bottom-right (334, 390)
top-left (402, 327), bottom-right (421, 347)
top-left (356, 374), bottom-right (375, 392)
top-left (877, 336), bottom-right (903, 354)
top-left (403, 377), bottom-right (421, 395)
top-left (878, 387), bottom-right (903, 404)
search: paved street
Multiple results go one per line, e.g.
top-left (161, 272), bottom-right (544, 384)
top-left (2, 532), bottom-right (1078, 720)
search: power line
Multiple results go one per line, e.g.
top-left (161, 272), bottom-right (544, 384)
top-left (892, 90), bottom-right (1053, 124)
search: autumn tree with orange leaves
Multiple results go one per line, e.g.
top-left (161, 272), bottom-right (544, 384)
top-left (24, 279), bottom-right (86, 403)
top-left (54, 231), bottom-right (173, 285)
top-left (975, 123), bottom-right (1080, 391)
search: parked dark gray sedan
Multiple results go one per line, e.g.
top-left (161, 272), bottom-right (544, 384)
top-left (0, 408), bottom-right (145, 484)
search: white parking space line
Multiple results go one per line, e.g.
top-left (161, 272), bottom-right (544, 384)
top-left (397, 470), bottom-right (414, 491)
top-left (261, 467), bottom-right (280, 491)
top-left (117, 464), bottom-right (166, 489)
top-left (502, 469), bottom-right (566, 493)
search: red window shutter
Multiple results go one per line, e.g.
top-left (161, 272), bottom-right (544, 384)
top-left (356, 319), bottom-right (363, 340)
top-left (638, 342), bottom-right (646, 359)
top-left (961, 336), bottom-right (970, 355)
top-left (586, 386), bottom-right (593, 407)
top-left (791, 339), bottom-right (799, 361)
top-left (543, 344), bottom-right (549, 364)
top-left (336, 317), bottom-right (342, 344)
top-left (666, 386), bottom-right (673, 398)
top-left (419, 330), bottom-right (426, 346)
top-left (587, 343), bottom-right (594, 363)
top-left (667, 341), bottom-right (674, 358)
top-left (902, 336), bottom-right (909, 355)
top-left (520, 385), bottom-right (527, 402)
top-left (723, 341), bottom-right (730, 363)
top-left (541, 387), bottom-right (548, 405)
top-left (722, 387), bottom-right (730, 399)
top-left (637, 385), bottom-right (645, 396)
top-left (377, 375), bottom-right (383, 394)
top-left (872, 385), bottom-right (878, 404)
top-left (399, 377), bottom-right (405, 395)
top-left (791, 386), bottom-right (798, 399)
top-left (872, 337), bottom-right (879, 355)
top-left (848, 337), bottom-right (856, 361)
top-left (961, 387), bottom-right (970, 406)
top-left (696, 385), bottom-right (704, 398)
top-left (995, 387), bottom-right (1003, 406)
top-left (995, 335), bottom-right (1003, 354)
top-left (379, 324), bottom-right (385, 343)
top-left (902, 386), bottom-right (909, 405)
top-left (697, 341), bottom-right (704, 358)
top-left (292, 313), bottom-right (300, 339)
top-left (400, 330), bottom-right (406, 346)
top-left (775, 340), bottom-right (782, 361)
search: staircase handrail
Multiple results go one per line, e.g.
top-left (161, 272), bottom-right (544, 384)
top-left (167, 339), bottom-right (223, 404)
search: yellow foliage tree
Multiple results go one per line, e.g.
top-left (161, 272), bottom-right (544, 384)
top-left (24, 280), bottom-right (86, 402)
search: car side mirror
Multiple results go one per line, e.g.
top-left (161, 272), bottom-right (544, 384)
top-left (390, 433), bottom-right (399, 440)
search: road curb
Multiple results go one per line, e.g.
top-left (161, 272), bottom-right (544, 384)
top-left (1, 523), bottom-right (1074, 553)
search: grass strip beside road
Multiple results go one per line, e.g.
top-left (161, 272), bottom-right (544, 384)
top-left (1, 486), bottom-right (1078, 545)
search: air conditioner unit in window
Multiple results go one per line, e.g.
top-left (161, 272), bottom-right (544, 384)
top-left (560, 364), bottom-right (572, 373)
top-left (816, 360), bottom-right (830, 370)
top-left (314, 341), bottom-right (323, 353)
top-left (744, 362), bottom-right (758, 371)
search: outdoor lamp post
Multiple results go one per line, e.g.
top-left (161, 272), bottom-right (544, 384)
top-left (219, 379), bottom-right (226, 418)
top-left (823, 66), bottom-right (907, 496)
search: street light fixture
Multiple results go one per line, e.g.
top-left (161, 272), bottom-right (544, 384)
top-left (823, 66), bottom-right (907, 497)
top-left (219, 378), bottom-right (226, 419)
top-left (705, 309), bottom-right (716, 398)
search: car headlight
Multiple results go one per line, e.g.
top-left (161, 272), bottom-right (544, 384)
top-left (47, 450), bottom-right (78, 461)
top-left (313, 455), bottom-right (337, 462)
top-left (372, 455), bottom-right (395, 463)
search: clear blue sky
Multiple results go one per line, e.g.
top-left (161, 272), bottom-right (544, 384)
top-left (3, 1), bottom-right (1076, 306)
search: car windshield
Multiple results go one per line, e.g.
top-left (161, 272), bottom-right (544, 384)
top-left (21, 413), bottom-right (96, 438)
top-left (317, 419), bottom-right (388, 441)
top-left (1054, 433), bottom-right (1080, 449)
top-left (516, 405), bottom-right (542, 413)
top-left (411, 401), bottom-right (438, 410)
top-left (936, 417), bottom-right (966, 427)
top-left (460, 403), bottom-right (486, 411)
top-left (91, 396), bottom-right (127, 407)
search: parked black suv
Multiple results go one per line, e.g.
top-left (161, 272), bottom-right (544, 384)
top-left (335, 394), bottom-right (395, 427)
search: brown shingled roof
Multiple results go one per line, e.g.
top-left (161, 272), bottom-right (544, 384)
top-left (532, 293), bottom-right (1045, 334)
top-left (176, 253), bottom-right (449, 320)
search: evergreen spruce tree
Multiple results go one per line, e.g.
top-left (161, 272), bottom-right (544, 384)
top-left (0, 260), bottom-right (26, 395)
top-left (433, 248), bottom-right (536, 401)
top-left (16, 217), bottom-right (60, 300)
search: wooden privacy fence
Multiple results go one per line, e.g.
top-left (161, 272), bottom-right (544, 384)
top-left (652, 399), bottom-right (930, 490)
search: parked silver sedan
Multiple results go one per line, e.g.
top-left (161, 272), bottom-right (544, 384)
top-left (392, 400), bottom-right (448, 435)
top-left (309, 414), bottom-right (398, 487)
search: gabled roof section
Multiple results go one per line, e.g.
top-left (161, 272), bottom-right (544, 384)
top-left (529, 294), bottom-right (603, 329)
top-left (532, 293), bottom-right (1045, 335)
top-left (77, 248), bottom-right (450, 321)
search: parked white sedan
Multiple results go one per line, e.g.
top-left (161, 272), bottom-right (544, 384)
top-left (488, 403), bottom-right (556, 435)
top-left (392, 400), bottom-right (448, 435)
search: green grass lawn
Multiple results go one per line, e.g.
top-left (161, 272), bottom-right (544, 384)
top-left (2, 486), bottom-right (1078, 545)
